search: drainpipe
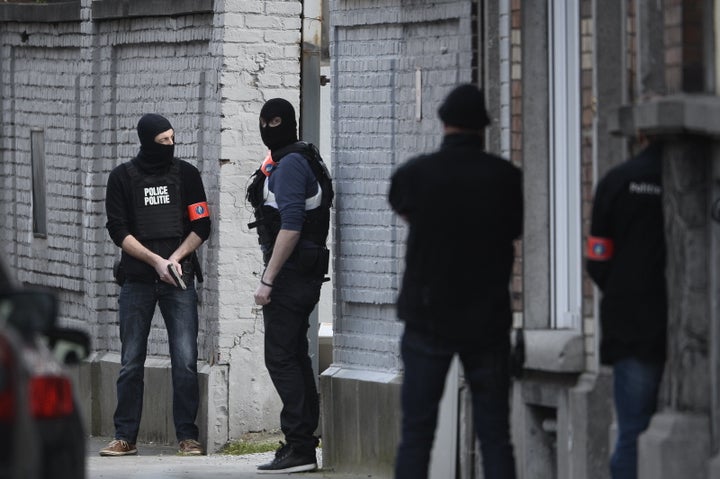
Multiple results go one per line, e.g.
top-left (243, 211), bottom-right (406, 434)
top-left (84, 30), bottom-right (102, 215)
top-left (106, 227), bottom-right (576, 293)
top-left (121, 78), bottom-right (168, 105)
top-left (301, 0), bottom-right (322, 146)
top-left (301, 0), bottom-right (323, 384)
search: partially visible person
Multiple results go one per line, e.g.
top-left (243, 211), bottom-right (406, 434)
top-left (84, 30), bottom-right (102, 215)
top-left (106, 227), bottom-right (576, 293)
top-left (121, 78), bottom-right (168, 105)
top-left (245, 98), bottom-right (333, 474)
top-left (389, 84), bottom-right (521, 479)
top-left (103, 113), bottom-right (211, 457)
top-left (586, 133), bottom-right (666, 479)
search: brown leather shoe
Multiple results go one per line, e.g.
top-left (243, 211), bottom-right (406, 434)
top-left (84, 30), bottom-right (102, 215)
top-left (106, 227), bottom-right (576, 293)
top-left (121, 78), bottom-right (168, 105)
top-left (99, 439), bottom-right (137, 456)
top-left (178, 439), bottom-right (203, 455)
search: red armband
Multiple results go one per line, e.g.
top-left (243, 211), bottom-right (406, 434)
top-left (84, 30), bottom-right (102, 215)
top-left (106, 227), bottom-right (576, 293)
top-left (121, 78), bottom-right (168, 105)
top-left (188, 201), bottom-right (210, 221)
top-left (260, 151), bottom-right (277, 177)
top-left (587, 236), bottom-right (614, 261)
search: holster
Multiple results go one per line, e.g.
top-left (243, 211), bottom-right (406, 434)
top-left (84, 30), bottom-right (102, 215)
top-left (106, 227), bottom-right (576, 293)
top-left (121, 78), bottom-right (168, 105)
top-left (297, 247), bottom-right (330, 277)
top-left (112, 259), bottom-right (125, 286)
top-left (191, 253), bottom-right (204, 283)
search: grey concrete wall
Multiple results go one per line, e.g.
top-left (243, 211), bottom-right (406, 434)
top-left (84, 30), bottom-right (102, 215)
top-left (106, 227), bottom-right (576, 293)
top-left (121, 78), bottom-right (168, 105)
top-left (593, 0), bottom-right (628, 179)
top-left (639, 133), bottom-right (713, 478)
top-left (520, 0), bottom-right (551, 330)
top-left (68, 353), bottom-right (228, 450)
top-left (321, 367), bottom-right (401, 477)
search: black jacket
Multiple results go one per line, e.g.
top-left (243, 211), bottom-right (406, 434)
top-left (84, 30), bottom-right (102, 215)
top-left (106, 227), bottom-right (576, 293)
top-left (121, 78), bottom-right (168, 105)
top-left (105, 158), bottom-right (211, 283)
top-left (586, 143), bottom-right (667, 364)
top-left (388, 134), bottom-right (523, 344)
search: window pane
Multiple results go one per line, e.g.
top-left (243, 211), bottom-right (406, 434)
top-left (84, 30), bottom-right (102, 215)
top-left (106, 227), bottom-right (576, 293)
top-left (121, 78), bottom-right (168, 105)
top-left (31, 130), bottom-right (47, 238)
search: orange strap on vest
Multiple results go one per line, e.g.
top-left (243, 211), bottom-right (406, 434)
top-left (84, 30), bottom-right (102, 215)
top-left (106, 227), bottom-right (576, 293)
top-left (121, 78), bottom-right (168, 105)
top-left (261, 151), bottom-right (277, 177)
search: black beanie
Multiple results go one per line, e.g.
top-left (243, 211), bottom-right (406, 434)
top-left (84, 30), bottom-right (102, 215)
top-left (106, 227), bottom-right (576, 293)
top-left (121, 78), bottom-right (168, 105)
top-left (259, 98), bottom-right (298, 151)
top-left (437, 84), bottom-right (491, 130)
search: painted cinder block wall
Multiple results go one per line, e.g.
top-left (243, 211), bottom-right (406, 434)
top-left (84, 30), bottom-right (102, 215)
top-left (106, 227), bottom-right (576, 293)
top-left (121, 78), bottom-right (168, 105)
top-left (0, 0), bottom-right (306, 452)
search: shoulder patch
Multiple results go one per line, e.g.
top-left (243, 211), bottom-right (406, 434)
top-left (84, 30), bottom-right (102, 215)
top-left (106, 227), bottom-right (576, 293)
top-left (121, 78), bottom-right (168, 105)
top-left (587, 236), bottom-right (614, 261)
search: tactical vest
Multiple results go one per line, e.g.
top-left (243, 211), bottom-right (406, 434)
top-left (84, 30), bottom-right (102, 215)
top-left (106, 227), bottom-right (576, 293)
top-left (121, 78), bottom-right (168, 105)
top-left (246, 142), bottom-right (333, 249)
top-left (125, 160), bottom-right (184, 241)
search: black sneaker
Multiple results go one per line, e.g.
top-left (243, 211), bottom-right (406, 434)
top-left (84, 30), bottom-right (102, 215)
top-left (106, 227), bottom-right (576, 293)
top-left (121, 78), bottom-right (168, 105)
top-left (257, 441), bottom-right (317, 474)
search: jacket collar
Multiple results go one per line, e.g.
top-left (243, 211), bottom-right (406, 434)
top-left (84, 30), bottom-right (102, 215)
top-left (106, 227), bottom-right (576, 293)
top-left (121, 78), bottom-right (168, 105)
top-left (441, 133), bottom-right (484, 149)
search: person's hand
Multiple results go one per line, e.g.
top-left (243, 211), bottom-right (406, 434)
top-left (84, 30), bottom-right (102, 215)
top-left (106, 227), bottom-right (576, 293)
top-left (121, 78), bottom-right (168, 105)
top-left (155, 258), bottom-right (182, 285)
top-left (254, 282), bottom-right (272, 306)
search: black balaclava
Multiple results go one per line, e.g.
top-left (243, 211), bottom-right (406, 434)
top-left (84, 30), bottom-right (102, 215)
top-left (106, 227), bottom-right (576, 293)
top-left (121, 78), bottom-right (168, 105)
top-left (134, 113), bottom-right (175, 174)
top-left (437, 84), bottom-right (491, 130)
top-left (259, 98), bottom-right (298, 152)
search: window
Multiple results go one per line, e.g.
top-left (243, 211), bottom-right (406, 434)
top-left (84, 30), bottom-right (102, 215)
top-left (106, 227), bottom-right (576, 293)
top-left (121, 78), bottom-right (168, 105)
top-left (31, 130), bottom-right (47, 238)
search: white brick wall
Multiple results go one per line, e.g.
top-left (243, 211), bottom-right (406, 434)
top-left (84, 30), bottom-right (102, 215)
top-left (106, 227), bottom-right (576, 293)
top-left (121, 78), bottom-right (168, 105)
top-left (216, 0), bottom-right (303, 435)
top-left (0, 0), bottom-right (305, 447)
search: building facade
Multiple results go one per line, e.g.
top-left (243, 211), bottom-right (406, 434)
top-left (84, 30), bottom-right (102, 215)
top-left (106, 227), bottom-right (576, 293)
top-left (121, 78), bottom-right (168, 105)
top-left (322, 1), bottom-right (720, 478)
top-left (3, 0), bottom-right (720, 478)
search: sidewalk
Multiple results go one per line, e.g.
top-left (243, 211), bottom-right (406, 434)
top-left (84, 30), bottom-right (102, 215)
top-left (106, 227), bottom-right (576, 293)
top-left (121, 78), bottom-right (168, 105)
top-left (86, 436), bottom-right (379, 479)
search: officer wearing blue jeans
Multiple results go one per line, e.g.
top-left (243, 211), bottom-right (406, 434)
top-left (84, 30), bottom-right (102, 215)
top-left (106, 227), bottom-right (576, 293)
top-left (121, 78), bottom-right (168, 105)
top-left (389, 84), bottom-right (522, 479)
top-left (103, 113), bottom-right (211, 457)
top-left (586, 135), bottom-right (666, 479)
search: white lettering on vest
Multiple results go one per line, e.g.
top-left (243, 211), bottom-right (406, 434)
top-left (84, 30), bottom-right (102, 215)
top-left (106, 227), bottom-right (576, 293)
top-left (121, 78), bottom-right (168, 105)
top-left (629, 182), bottom-right (661, 195)
top-left (143, 185), bottom-right (171, 205)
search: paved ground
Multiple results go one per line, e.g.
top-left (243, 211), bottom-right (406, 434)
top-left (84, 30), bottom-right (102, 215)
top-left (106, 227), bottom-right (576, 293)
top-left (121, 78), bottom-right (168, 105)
top-left (86, 436), bottom-right (378, 479)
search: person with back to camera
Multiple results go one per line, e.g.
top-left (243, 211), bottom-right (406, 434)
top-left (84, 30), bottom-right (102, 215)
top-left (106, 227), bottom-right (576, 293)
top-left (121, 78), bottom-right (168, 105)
top-left (388, 83), bottom-right (522, 479)
top-left (586, 132), bottom-right (666, 479)
top-left (245, 98), bottom-right (333, 474)
top-left (102, 113), bottom-right (211, 457)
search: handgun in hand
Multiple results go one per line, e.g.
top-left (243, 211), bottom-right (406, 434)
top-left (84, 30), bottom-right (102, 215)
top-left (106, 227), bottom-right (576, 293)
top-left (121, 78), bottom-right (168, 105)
top-left (167, 263), bottom-right (187, 290)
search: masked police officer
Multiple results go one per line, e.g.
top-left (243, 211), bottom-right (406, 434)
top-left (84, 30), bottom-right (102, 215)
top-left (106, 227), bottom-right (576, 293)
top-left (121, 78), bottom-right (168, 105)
top-left (103, 113), bottom-right (211, 457)
top-left (246, 98), bottom-right (332, 474)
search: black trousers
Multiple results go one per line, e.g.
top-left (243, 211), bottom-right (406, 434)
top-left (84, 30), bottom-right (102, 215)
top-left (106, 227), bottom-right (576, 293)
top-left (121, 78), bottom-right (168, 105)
top-left (262, 267), bottom-right (323, 455)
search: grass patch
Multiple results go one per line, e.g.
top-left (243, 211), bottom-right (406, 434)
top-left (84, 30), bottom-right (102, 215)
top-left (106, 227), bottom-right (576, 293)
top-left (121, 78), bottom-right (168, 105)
top-left (220, 430), bottom-right (283, 456)
top-left (221, 439), bottom-right (279, 455)
top-left (219, 430), bottom-right (323, 456)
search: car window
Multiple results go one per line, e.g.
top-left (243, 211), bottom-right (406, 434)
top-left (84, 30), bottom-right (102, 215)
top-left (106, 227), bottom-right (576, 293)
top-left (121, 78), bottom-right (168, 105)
top-left (0, 290), bottom-right (57, 333)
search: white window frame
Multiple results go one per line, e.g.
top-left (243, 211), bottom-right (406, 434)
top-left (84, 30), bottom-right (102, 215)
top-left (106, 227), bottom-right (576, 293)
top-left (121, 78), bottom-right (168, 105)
top-left (549, 0), bottom-right (582, 329)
